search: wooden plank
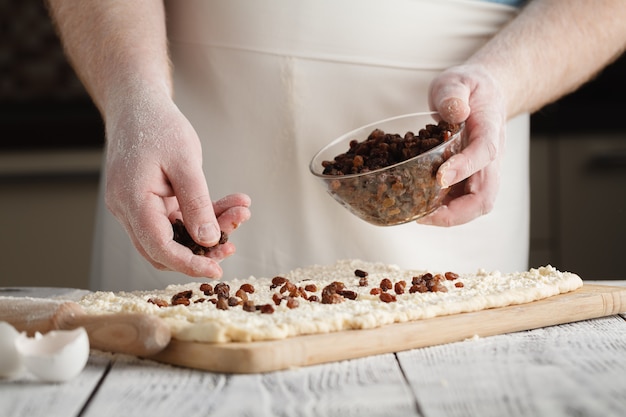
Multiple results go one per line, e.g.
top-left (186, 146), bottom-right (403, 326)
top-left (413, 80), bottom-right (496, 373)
top-left (148, 284), bottom-right (626, 373)
top-left (396, 315), bottom-right (626, 417)
top-left (0, 297), bottom-right (171, 356)
top-left (0, 354), bottom-right (110, 417)
top-left (592, 280), bottom-right (626, 319)
top-left (82, 353), bottom-right (419, 417)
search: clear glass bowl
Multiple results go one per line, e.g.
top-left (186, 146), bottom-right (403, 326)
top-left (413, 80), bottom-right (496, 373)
top-left (310, 112), bottom-right (465, 226)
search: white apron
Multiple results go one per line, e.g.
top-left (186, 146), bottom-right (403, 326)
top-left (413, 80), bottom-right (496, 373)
top-left (90, 0), bottom-right (529, 291)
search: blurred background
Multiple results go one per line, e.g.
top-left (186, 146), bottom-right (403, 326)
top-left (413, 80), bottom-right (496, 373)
top-left (1, 0), bottom-right (625, 289)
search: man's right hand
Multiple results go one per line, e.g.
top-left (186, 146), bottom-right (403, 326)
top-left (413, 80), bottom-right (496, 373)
top-left (104, 89), bottom-right (251, 278)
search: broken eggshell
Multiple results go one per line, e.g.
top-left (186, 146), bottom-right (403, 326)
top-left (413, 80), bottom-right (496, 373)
top-left (15, 327), bottom-right (89, 382)
top-left (0, 321), bottom-right (24, 378)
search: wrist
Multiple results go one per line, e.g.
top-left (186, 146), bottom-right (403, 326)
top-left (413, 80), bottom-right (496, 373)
top-left (103, 74), bottom-right (173, 126)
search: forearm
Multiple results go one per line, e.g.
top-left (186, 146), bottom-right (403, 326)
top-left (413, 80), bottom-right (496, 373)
top-left (46, 0), bottom-right (171, 119)
top-left (468, 0), bottom-right (626, 117)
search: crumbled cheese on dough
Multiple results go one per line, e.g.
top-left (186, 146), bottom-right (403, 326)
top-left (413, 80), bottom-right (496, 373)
top-left (78, 260), bottom-right (583, 343)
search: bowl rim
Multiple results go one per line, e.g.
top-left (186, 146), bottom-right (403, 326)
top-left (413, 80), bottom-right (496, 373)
top-left (309, 111), bottom-right (463, 179)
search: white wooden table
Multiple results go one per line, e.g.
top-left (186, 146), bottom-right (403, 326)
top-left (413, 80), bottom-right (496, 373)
top-left (2, 282), bottom-right (625, 417)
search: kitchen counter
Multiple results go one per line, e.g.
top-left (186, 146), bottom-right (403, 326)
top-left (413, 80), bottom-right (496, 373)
top-left (1, 282), bottom-right (625, 417)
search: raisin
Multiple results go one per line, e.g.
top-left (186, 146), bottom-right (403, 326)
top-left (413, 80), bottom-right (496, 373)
top-left (171, 290), bottom-right (193, 306)
top-left (199, 283), bottom-right (214, 296)
top-left (298, 287), bottom-right (309, 300)
top-left (380, 278), bottom-right (393, 292)
top-left (259, 304), bottom-right (275, 314)
top-left (272, 293), bottom-right (283, 306)
top-left (214, 282), bottom-right (230, 299)
top-left (286, 297), bottom-right (299, 309)
top-left (216, 298), bottom-right (229, 310)
top-left (235, 288), bottom-right (249, 302)
top-left (413, 273), bottom-right (433, 285)
top-left (321, 282), bottom-right (346, 304)
top-left (325, 293), bottom-right (344, 304)
top-left (239, 283), bottom-right (255, 293)
top-left (445, 271), bottom-right (459, 281)
top-left (148, 298), bottom-right (169, 308)
top-left (409, 284), bottom-right (428, 293)
top-left (380, 292), bottom-right (397, 303)
top-left (330, 281), bottom-right (345, 291)
top-left (280, 282), bottom-right (298, 297)
top-left (243, 300), bottom-right (256, 312)
top-left (432, 283), bottom-right (448, 292)
top-left (304, 284), bottom-right (317, 292)
top-left (172, 219), bottom-right (228, 255)
top-left (394, 281), bottom-right (406, 295)
top-left (354, 269), bottom-right (368, 278)
top-left (272, 276), bottom-right (288, 286)
top-left (338, 290), bottom-right (358, 300)
top-left (171, 298), bottom-right (190, 306)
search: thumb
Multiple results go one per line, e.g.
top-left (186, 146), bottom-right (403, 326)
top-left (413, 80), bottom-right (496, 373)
top-left (170, 164), bottom-right (221, 247)
top-left (429, 75), bottom-right (471, 124)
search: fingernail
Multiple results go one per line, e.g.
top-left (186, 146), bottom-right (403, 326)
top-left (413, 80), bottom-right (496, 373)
top-left (440, 167), bottom-right (456, 188)
top-left (198, 223), bottom-right (220, 244)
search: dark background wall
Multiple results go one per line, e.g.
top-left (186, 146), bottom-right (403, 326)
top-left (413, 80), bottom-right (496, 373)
top-left (1, 0), bottom-right (104, 151)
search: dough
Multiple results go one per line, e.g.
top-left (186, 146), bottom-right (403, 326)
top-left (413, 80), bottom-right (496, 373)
top-left (79, 260), bottom-right (582, 343)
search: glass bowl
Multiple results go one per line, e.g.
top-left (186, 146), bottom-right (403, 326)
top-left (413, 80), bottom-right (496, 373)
top-left (309, 112), bottom-right (465, 226)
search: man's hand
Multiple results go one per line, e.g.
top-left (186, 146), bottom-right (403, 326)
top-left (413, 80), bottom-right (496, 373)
top-left (419, 64), bottom-right (507, 227)
top-left (104, 90), bottom-right (251, 278)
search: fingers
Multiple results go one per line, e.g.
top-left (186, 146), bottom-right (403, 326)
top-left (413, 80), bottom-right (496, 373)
top-left (216, 204), bottom-right (252, 235)
top-left (213, 193), bottom-right (252, 217)
top-left (103, 96), bottom-right (251, 278)
top-left (429, 76), bottom-right (471, 124)
top-left (417, 159), bottom-right (501, 227)
top-left (421, 65), bottom-right (508, 226)
top-left (166, 153), bottom-right (221, 248)
top-left (169, 165), bottom-right (252, 248)
top-left (110, 160), bottom-right (250, 278)
top-left (437, 113), bottom-right (502, 188)
top-left (113, 195), bottom-right (226, 278)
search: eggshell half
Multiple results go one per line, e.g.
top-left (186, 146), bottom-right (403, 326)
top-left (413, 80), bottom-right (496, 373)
top-left (0, 321), bottom-right (24, 378)
top-left (15, 327), bottom-right (90, 382)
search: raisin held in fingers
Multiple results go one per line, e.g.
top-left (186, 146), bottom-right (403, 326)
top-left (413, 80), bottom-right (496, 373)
top-left (172, 218), bottom-right (228, 255)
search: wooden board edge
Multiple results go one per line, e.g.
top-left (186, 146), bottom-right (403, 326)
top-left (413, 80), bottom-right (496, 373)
top-left (148, 284), bottom-right (626, 374)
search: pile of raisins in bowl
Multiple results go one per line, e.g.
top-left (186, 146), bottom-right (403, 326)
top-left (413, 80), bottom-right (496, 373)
top-left (321, 121), bottom-right (461, 176)
top-left (319, 121), bottom-right (463, 226)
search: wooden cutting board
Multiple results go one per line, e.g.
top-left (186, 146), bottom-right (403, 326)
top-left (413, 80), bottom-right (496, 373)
top-left (148, 283), bottom-right (626, 373)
